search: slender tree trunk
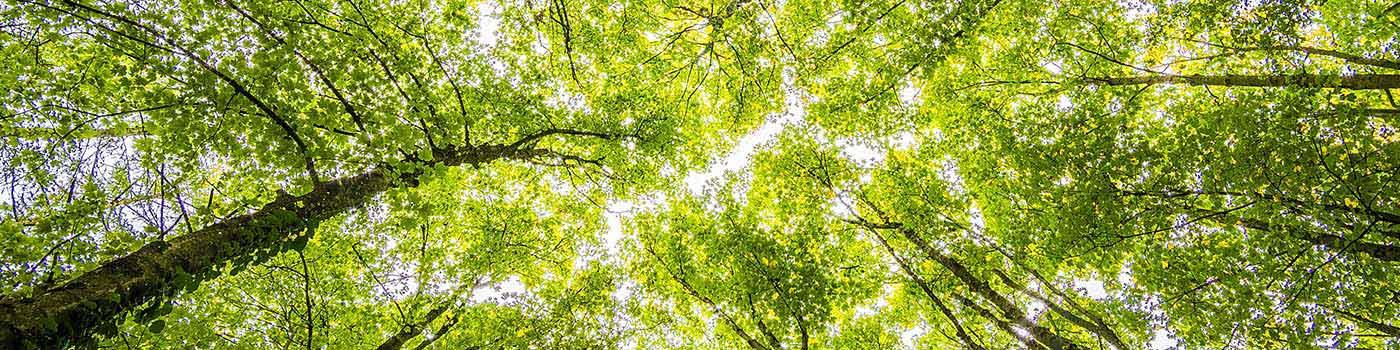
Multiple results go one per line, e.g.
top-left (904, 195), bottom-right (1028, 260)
top-left (376, 304), bottom-right (451, 350)
top-left (644, 246), bottom-right (769, 350)
top-left (953, 293), bottom-right (1048, 350)
top-left (1334, 309), bottom-right (1400, 338)
top-left (862, 225), bottom-right (986, 350)
top-left (897, 227), bottom-right (1088, 350)
top-left (1092, 74), bottom-right (1400, 90)
top-left (1221, 215), bottom-right (1400, 262)
top-left (992, 269), bottom-right (1128, 350)
top-left (0, 144), bottom-right (543, 349)
top-left (1239, 45), bottom-right (1400, 70)
top-left (409, 315), bottom-right (459, 350)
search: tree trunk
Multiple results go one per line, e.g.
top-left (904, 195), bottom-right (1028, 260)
top-left (410, 314), bottom-right (460, 350)
top-left (1239, 45), bottom-right (1400, 70)
top-left (376, 305), bottom-right (450, 350)
top-left (993, 269), bottom-right (1128, 350)
top-left (897, 227), bottom-right (1088, 350)
top-left (0, 144), bottom-right (539, 349)
top-left (643, 246), bottom-right (769, 350)
top-left (1225, 215), bottom-right (1400, 262)
top-left (1092, 74), bottom-right (1400, 90)
top-left (861, 224), bottom-right (986, 350)
top-left (1334, 309), bottom-right (1400, 338)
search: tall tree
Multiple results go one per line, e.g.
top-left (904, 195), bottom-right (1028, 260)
top-left (3, 0), bottom-right (1398, 348)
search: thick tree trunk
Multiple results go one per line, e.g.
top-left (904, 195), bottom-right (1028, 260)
top-left (1092, 74), bottom-right (1400, 90)
top-left (1305, 232), bottom-right (1400, 262)
top-left (0, 144), bottom-right (539, 349)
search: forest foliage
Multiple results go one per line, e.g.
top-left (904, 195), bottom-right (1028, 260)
top-left (1, 0), bottom-right (1398, 349)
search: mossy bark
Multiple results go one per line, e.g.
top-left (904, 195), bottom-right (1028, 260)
top-left (0, 171), bottom-right (391, 349)
top-left (0, 144), bottom-right (533, 349)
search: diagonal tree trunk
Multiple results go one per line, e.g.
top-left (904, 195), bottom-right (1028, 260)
top-left (0, 142), bottom-right (579, 349)
top-left (1196, 210), bottom-right (1400, 262)
top-left (643, 245), bottom-right (770, 350)
top-left (1334, 308), bottom-right (1400, 338)
top-left (1238, 45), bottom-right (1400, 70)
top-left (376, 304), bottom-right (451, 350)
top-left (409, 314), bottom-right (460, 350)
top-left (992, 269), bottom-right (1128, 350)
top-left (1253, 222), bottom-right (1400, 262)
top-left (895, 226), bottom-right (1088, 350)
top-left (1090, 74), bottom-right (1400, 90)
top-left (861, 224), bottom-right (987, 350)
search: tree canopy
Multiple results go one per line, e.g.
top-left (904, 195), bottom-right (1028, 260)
top-left (1, 0), bottom-right (1398, 349)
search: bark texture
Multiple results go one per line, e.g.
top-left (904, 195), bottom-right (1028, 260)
top-left (0, 144), bottom-right (546, 349)
top-left (897, 226), bottom-right (1088, 350)
top-left (376, 305), bottom-right (451, 350)
top-left (1093, 74), bottom-right (1400, 90)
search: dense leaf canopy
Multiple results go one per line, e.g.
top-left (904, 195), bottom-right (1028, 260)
top-left (1, 0), bottom-right (1398, 349)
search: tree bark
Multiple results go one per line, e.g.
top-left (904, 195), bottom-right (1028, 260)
top-left (376, 304), bottom-right (451, 350)
top-left (992, 269), bottom-right (1128, 350)
top-left (1238, 45), bottom-right (1400, 70)
top-left (1221, 215), bottom-right (1400, 262)
top-left (896, 227), bottom-right (1088, 350)
top-left (0, 143), bottom-right (550, 349)
top-left (1091, 74), bottom-right (1400, 90)
top-left (1303, 232), bottom-right (1400, 262)
top-left (861, 224), bottom-right (987, 350)
top-left (1334, 309), bottom-right (1400, 338)
top-left (409, 315), bottom-right (459, 350)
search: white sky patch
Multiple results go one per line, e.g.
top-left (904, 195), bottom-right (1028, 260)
top-left (1056, 95), bottom-right (1074, 111)
top-left (611, 279), bottom-right (636, 305)
top-left (531, 30), bottom-right (551, 55)
top-left (1148, 329), bottom-right (1180, 350)
top-left (829, 188), bottom-right (863, 218)
top-left (603, 201), bottom-right (631, 251)
top-left (1056, 174), bottom-right (1073, 187)
top-left (1118, 0), bottom-right (1159, 27)
top-left (899, 321), bottom-right (930, 349)
top-left (471, 1), bottom-right (505, 75)
top-left (936, 156), bottom-right (966, 196)
top-left (469, 276), bottom-right (526, 305)
top-left (837, 139), bottom-right (884, 166)
top-left (898, 80), bottom-right (922, 107)
top-left (545, 84), bottom-right (590, 113)
top-left (1073, 279), bottom-right (1109, 300)
top-left (1117, 262), bottom-right (1135, 287)
top-left (684, 68), bottom-right (808, 195)
top-left (1042, 59), bottom-right (1064, 75)
top-left (601, 198), bottom-right (652, 256)
top-left (1025, 300), bottom-right (1047, 321)
top-left (967, 204), bottom-right (985, 236)
top-left (682, 114), bottom-right (798, 194)
top-left (854, 284), bottom-right (896, 318)
top-left (891, 130), bottom-right (917, 149)
top-left (473, 1), bottom-right (502, 48)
